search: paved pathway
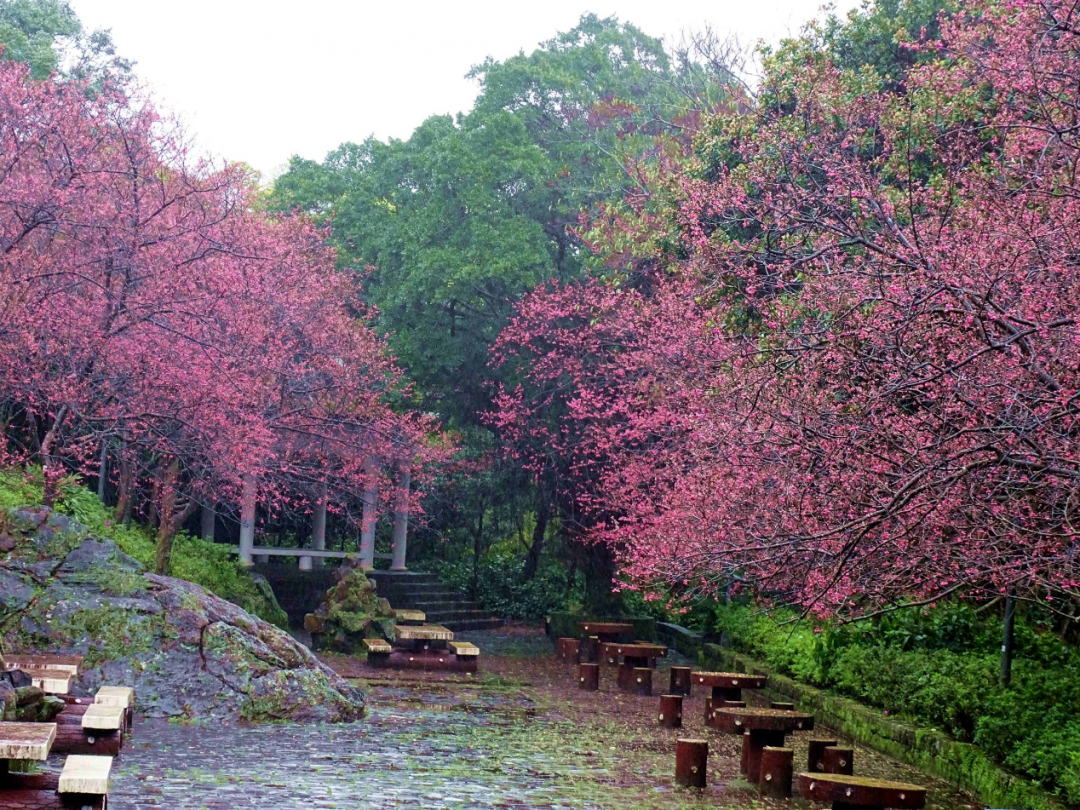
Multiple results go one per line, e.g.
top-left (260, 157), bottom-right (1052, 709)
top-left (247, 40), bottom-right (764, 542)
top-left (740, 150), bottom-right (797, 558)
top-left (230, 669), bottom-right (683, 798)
top-left (98, 625), bottom-right (980, 810)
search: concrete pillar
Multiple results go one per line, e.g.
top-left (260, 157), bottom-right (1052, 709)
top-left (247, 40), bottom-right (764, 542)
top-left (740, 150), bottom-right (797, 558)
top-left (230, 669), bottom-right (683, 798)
top-left (97, 443), bottom-right (108, 502)
top-left (239, 474), bottom-right (256, 565)
top-left (359, 458), bottom-right (378, 570)
top-left (201, 504), bottom-right (216, 542)
top-left (391, 469), bottom-right (410, 571)
top-left (312, 482), bottom-right (327, 568)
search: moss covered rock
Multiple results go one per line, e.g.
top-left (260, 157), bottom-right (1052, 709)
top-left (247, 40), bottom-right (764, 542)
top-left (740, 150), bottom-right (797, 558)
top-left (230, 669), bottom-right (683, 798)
top-left (304, 563), bottom-right (395, 654)
top-left (0, 507), bottom-right (363, 723)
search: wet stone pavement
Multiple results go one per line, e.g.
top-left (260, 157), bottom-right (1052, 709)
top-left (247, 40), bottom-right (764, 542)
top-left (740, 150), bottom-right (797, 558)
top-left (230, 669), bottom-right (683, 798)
top-left (93, 626), bottom-right (982, 810)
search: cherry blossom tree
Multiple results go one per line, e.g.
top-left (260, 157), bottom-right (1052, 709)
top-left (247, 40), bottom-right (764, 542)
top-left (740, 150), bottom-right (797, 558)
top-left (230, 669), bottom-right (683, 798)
top-left (0, 60), bottom-right (442, 574)
top-left (494, 0), bottom-right (1080, 620)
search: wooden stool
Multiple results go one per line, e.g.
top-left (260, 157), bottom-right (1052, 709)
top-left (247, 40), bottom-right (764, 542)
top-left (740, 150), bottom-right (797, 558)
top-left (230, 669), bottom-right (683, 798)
top-left (631, 667), bottom-right (652, 696)
top-left (808, 738), bottom-right (839, 772)
top-left (669, 666), bottom-right (692, 696)
top-left (578, 663), bottom-right (600, 691)
top-left (823, 746), bottom-right (854, 775)
top-left (555, 638), bottom-right (580, 662)
top-left (658, 695), bottom-right (682, 728)
top-left (94, 686), bottom-right (136, 731)
top-left (674, 738), bottom-right (708, 788)
top-left (58, 754), bottom-right (112, 808)
top-left (579, 635), bottom-right (600, 664)
top-left (759, 747), bottom-right (794, 798)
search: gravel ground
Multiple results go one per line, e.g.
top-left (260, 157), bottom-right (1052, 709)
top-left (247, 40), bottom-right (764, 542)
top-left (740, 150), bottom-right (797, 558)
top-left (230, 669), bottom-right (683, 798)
top-left (87, 624), bottom-right (982, 809)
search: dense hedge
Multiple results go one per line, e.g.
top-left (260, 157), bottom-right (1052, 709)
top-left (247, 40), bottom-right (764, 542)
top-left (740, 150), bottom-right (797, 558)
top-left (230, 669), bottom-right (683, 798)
top-left (715, 601), bottom-right (1080, 804)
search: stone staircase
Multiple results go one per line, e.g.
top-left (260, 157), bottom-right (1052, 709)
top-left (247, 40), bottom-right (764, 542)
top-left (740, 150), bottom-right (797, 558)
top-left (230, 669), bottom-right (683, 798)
top-left (368, 571), bottom-right (502, 632)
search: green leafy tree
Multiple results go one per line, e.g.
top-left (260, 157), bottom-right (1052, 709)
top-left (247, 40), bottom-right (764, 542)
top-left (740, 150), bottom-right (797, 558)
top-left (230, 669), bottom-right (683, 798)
top-left (0, 0), bottom-right (79, 78)
top-left (0, 0), bottom-right (130, 86)
top-left (271, 15), bottom-right (734, 593)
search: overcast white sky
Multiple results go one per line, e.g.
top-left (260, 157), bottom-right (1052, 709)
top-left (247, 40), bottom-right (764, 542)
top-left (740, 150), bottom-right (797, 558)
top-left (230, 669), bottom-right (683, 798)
top-left (67, 1), bottom-right (855, 179)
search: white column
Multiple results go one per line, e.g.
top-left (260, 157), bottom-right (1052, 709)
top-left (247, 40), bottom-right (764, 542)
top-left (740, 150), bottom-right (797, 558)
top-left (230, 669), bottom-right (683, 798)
top-left (239, 475), bottom-right (256, 565)
top-left (302, 482), bottom-right (328, 571)
top-left (97, 443), bottom-right (108, 502)
top-left (391, 469), bottom-right (410, 571)
top-left (359, 458), bottom-right (378, 570)
top-left (201, 504), bottom-right (216, 542)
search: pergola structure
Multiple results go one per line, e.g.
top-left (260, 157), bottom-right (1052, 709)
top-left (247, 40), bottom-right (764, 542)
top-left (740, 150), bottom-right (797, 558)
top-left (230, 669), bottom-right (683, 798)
top-left (227, 463), bottom-right (412, 572)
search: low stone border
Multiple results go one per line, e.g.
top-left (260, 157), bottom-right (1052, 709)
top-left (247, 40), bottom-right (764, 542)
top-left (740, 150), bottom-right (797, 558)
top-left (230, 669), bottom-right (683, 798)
top-left (702, 643), bottom-right (1060, 810)
top-left (656, 622), bottom-right (704, 658)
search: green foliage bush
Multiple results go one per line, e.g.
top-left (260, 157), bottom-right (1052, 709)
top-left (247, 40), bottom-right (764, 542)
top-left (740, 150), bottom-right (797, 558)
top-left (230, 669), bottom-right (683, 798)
top-left (0, 467), bottom-right (288, 628)
top-left (713, 600), bottom-right (1080, 803)
top-left (421, 541), bottom-right (581, 621)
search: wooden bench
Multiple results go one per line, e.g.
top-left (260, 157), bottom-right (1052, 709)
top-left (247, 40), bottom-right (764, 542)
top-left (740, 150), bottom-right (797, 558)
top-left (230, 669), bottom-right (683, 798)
top-left (58, 754), bottom-right (111, 808)
top-left (94, 685), bottom-right (135, 730)
top-left (362, 638), bottom-right (393, 668)
top-left (27, 669), bottom-right (73, 695)
top-left (4, 655), bottom-right (83, 676)
top-left (797, 772), bottom-right (926, 810)
top-left (393, 609), bottom-right (426, 626)
top-left (449, 641), bottom-right (479, 659)
top-left (81, 704), bottom-right (124, 733)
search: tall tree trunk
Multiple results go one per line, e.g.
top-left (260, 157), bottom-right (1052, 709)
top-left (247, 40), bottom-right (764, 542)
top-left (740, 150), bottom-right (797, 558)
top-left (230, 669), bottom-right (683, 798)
top-left (39, 405), bottom-right (69, 507)
top-left (1000, 590), bottom-right (1017, 688)
top-left (522, 498), bottom-right (550, 581)
top-left (583, 541), bottom-right (619, 615)
top-left (154, 459), bottom-right (198, 576)
top-left (114, 451), bottom-right (134, 524)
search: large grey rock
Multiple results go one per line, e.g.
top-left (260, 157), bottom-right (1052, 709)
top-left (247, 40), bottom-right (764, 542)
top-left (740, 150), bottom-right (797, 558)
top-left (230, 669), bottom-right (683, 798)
top-left (0, 569), bottom-right (34, 612)
top-left (1, 508), bottom-right (363, 723)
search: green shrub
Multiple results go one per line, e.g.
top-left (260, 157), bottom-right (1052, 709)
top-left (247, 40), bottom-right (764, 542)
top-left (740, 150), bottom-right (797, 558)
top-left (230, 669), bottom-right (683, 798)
top-left (0, 466), bottom-right (288, 628)
top-left (713, 600), bottom-right (1080, 804)
top-left (418, 541), bottom-right (581, 621)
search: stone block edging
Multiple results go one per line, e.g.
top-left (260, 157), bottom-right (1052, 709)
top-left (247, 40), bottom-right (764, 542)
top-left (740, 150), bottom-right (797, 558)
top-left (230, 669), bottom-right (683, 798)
top-left (701, 642), bottom-right (1060, 810)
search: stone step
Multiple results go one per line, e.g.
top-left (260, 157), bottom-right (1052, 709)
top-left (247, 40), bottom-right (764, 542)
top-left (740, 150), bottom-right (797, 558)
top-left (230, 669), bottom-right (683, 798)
top-left (422, 609), bottom-right (494, 623)
top-left (389, 583), bottom-right (460, 595)
top-left (394, 593), bottom-right (462, 604)
top-left (407, 600), bottom-right (483, 613)
top-left (368, 571), bottom-right (440, 584)
top-left (441, 617), bottom-right (504, 632)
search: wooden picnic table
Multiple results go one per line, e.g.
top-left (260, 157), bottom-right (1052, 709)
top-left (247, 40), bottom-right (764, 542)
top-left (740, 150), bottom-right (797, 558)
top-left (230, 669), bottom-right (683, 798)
top-left (392, 623), bottom-right (454, 649)
top-left (691, 671), bottom-right (767, 702)
top-left (600, 642), bottom-right (669, 690)
top-left (712, 707), bottom-right (814, 782)
top-left (578, 621), bottom-right (634, 643)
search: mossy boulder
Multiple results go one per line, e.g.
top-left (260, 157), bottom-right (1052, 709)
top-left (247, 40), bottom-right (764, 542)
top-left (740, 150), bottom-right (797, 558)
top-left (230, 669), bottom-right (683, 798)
top-left (304, 563), bottom-right (395, 654)
top-left (0, 506), bottom-right (363, 722)
top-left (0, 670), bottom-right (65, 722)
